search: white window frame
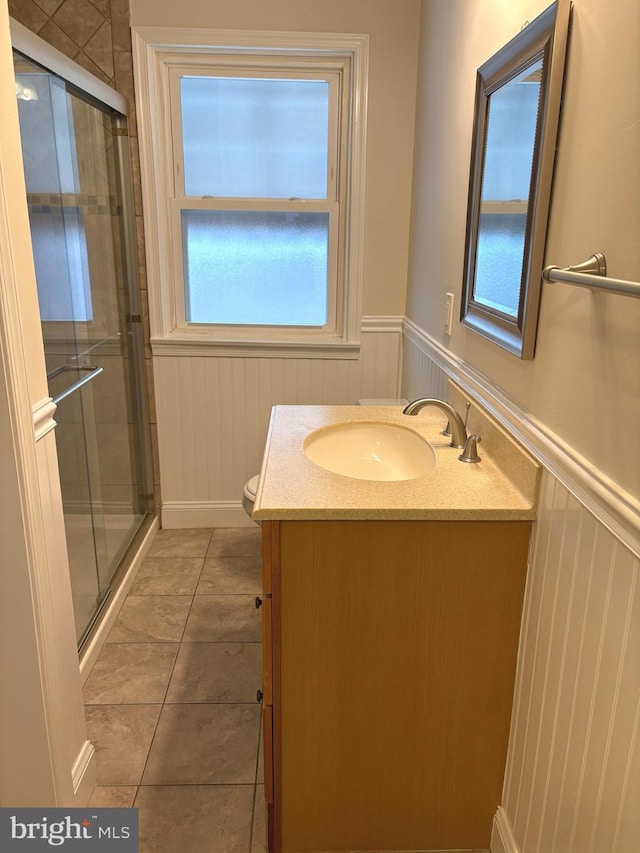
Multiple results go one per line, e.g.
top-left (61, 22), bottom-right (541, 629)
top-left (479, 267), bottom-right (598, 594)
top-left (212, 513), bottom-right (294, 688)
top-left (132, 28), bottom-right (369, 358)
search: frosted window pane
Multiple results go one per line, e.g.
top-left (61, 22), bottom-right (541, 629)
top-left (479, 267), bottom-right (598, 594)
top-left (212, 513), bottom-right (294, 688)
top-left (29, 206), bottom-right (93, 322)
top-left (182, 210), bottom-right (329, 325)
top-left (474, 213), bottom-right (526, 316)
top-left (481, 62), bottom-right (542, 201)
top-left (180, 77), bottom-right (329, 199)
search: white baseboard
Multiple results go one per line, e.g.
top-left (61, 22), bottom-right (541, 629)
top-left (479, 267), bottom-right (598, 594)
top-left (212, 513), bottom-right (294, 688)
top-left (71, 739), bottom-right (96, 806)
top-left (491, 806), bottom-right (520, 853)
top-left (161, 501), bottom-right (259, 529)
top-left (79, 516), bottom-right (159, 685)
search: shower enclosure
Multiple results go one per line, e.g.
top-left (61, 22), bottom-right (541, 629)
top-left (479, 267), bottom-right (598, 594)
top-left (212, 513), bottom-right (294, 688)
top-left (12, 24), bottom-right (154, 648)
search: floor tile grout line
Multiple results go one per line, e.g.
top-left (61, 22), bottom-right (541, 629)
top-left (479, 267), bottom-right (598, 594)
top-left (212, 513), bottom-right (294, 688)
top-left (85, 700), bottom-right (262, 706)
top-left (176, 564), bottom-right (206, 645)
top-left (88, 525), bottom-right (265, 837)
top-left (160, 528), bottom-right (213, 685)
top-left (150, 639), bottom-right (263, 644)
top-left (132, 544), bottom-right (208, 787)
top-left (248, 711), bottom-right (263, 851)
top-left (135, 782), bottom-right (258, 787)
top-left (119, 590), bottom-right (263, 598)
top-left (248, 782), bottom-right (257, 853)
top-left (255, 710), bottom-right (263, 785)
top-left (126, 529), bottom-right (213, 790)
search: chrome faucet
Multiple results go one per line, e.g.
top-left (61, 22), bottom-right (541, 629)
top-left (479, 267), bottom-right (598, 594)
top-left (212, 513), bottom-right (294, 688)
top-left (402, 398), bottom-right (468, 449)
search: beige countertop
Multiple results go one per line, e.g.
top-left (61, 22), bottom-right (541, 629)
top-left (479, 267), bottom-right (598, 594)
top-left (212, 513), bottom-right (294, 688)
top-left (253, 404), bottom-right (540, 521)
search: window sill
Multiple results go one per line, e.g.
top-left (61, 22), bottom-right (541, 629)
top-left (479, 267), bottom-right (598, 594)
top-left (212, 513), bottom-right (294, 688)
top-left (150, 334), bottom-right (361, 359)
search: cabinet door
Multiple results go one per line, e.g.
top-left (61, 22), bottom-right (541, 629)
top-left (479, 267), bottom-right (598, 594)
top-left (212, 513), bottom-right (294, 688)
top-left (277, 518), bottom-right (531, 852)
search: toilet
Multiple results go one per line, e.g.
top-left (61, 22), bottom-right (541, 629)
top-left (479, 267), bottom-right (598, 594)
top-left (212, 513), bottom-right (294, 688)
top-left (242, 474), bottom-right (260, 520)
top-left (241, 399), bottom-right (407, 521)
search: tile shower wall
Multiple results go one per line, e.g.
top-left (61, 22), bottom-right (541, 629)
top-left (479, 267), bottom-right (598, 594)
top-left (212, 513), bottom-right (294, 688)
top-left (9, 0), bottom-right (160, 505)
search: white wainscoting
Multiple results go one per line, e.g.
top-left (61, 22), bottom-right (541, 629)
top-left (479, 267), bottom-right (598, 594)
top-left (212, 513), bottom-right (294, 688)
top-left (402, 330), bottom-right (448, 401)
top-left (154, 316), bottom-right (403, 527)
top-left (402, 324), bottom-right (640, 853)
top-left (498, 471), bottom-right (639, 853)
top-left (32, 415), bottom-right (97, 804)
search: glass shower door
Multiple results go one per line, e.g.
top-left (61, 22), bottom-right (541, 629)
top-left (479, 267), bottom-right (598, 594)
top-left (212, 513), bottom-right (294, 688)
top-left (14, 51), bottom-right (153, 645)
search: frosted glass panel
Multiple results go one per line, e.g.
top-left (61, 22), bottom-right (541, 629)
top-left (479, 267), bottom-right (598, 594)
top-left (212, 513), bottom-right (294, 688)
top-left (180, 77), bottom-right (329, 199)
top-left (29, 206), bottom-right (92, 321)
top-left (16, 72), bottom-right (79, 194)
top-left (182, 210), bottom-right (328, 325)
top-left (481, 64), bottom-right (541, 201)
top-left (474, 213), bottom-right (526, 315)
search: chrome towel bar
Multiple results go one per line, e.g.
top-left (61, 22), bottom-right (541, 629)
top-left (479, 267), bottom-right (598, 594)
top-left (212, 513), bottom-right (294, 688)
top-left (542, 252), bottom-right (640, 298)
top-left (52, 365), bottom-right (103, 405)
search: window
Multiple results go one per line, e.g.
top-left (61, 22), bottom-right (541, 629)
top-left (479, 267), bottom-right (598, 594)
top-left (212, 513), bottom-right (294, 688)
top-left (133, 29), bottom-right (369, 356)
top-left (173, 72), bottom-right (337, 328)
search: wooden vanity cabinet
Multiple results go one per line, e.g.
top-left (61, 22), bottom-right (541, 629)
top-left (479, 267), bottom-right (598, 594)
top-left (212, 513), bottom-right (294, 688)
top-left (261, 518), bottom-right (531, 853)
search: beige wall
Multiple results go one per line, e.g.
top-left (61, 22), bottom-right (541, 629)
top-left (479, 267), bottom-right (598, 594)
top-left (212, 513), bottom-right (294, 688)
top-left (407, 0), bottom-right (640, 500)
top-left (405, 5), bottom-right (640, 851)
top-left (130, 0), bottom-right (422, 317)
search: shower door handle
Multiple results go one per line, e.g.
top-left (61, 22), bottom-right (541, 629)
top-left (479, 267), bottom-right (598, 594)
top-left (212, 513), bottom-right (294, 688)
top-left (52, 365), bottom-right (104, 405)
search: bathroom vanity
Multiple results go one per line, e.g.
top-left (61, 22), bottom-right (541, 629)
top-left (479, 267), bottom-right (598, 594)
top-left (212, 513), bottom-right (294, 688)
top-left (253, 402), bottom-right (539, 852)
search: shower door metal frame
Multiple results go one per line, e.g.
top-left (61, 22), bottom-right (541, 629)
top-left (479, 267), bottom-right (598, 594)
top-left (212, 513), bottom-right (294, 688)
top-left (11, 18), bottom-right (127, 114)
top-left (11, 16), bottom-right (156, 649)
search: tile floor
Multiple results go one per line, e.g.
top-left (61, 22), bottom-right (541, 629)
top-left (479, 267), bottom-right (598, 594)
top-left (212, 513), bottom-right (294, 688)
top-left (83, 526), bottom-right (265, 853)
top-left (83, 525), bottom-right (489, 853)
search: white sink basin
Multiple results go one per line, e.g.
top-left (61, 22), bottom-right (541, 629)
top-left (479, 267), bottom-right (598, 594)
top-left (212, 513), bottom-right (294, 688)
top-left (303, 422), bottom-right (436, 481)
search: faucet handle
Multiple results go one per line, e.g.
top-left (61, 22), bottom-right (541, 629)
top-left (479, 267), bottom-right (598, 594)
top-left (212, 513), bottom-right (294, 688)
top-left (440, 420), bottom-right (451, 437)
top-left (459, 434), bottom-right (481, 463)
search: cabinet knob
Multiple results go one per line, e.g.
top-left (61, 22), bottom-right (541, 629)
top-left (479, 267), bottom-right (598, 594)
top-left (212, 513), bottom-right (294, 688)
top-left (255, 596), bottom-right (263, 609)
top-left (257, 689), bottom-right (263, 703)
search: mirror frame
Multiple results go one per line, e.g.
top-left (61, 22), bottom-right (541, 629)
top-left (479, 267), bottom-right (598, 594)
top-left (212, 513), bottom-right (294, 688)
top-left (460, 0), bottom-right (571, 359)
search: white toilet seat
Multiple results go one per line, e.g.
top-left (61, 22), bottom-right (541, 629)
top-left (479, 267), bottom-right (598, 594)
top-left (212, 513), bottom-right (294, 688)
top-left (242, 474), bottom-right (260, 520)
top-left (244, 475), bottom-right (259, 501)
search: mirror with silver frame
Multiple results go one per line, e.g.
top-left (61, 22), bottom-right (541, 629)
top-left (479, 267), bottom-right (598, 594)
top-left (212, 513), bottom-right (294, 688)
top-left (460, 0), bottom-right (571, 359)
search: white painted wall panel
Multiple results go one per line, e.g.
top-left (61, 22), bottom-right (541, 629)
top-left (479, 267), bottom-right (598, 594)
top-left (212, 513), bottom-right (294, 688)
top-left (154, 323), bottom-right (402, 523)
top-left (402, 339), bottom-right (639, 853)
top-left (505, 472), bottom-right (639, 853)
top-left (401, 329), bottom-right (447, 401)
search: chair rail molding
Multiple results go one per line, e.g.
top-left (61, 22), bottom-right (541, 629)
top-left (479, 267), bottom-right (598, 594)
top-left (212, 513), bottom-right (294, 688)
top-left (403, 317), bottom-right (640, 559)
top-left (32, 397), bottom-right (57, 441)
